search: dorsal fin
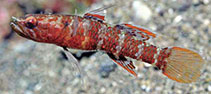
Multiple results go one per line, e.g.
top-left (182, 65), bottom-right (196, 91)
top-left (107, 53), bottom-right (137, 77)
top-left (88, 4), bottom-right (115, 13)
top-left (124, 24), bottom-right (156, 38)
top-left (114, 24), bottom-right (156, 41)
top-left (83, 4), bottom-right (115, 22)
top-left (83, 13), bottom-right (105, 21)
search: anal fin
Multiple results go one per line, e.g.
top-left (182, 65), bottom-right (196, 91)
top-left (107, 53), bottom-right (137, 77)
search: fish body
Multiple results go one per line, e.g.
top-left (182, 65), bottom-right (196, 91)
top-left (10, 12), bottom-right (204, 83)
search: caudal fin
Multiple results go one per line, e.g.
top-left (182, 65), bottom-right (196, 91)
top-left (162, 47), bottom-right (204, 83)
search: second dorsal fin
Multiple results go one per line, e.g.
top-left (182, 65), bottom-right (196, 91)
top-left (114, 24), bottom-right (156, 41)
top-left (124, 24), bottom-right (156, 38)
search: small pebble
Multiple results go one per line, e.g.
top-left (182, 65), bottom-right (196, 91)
top-left (143, 63), bottom-right (152, 67)
top-left (203, 0), bottom-right (209, 4)
top-left (34, 84), bottom-right (42, 91)
top-left (208, 85), bottom-right (211, 92)
top-left (174, 15), bottom-right (183, 23)
top-left (25, 90), bottom-right (33, 94)
top-left (100, 87), bottom-right (106, 93)
top-left (99, 63), bottom-right (117, 78)
top-left (66, 87), bottom-right (72, 93)
top-left (132, 0), bottom-right (152, 21)
top-left (48, 70), bottom-right (56, 77)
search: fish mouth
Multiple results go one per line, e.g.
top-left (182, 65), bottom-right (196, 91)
top-left (11, 16), bottom-right (20, 23)
top-left (10, 16), bottom-right (28, 38)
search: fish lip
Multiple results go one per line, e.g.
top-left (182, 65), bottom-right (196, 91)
top-left (11, 16), bottom-right (21, 23)
top-left (10, 16), bottom-right (27, 38)
top-left (10, 16), bottom-right (21, 32)
top-left (10, 16), bottom-right (20, 27)
top-left (10, 16), bottom-right (35, 40)
top-left (11, 16), bottom-right (26, 25)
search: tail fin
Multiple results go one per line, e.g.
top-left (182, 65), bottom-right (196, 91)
top-left (162, 47), bottom-right (204, 83)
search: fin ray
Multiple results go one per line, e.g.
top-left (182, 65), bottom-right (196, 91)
top-left (114, 24), bottom-right (156, 41)
top-left (84, 4), bottom-right (115, 22)
top-left (107, 53), bottom-right (137, 77)
top-left (83, 13), bottom-right (105, 21)
top-left (88, 4), bottom-right (115, 13)
top-left (162, 47), bottom-right (204, 83)
top-left (124, 24), bottom-right (156, 38)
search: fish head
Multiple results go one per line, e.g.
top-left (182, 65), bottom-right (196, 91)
top-left (10, 14), bottom-right (65, 42)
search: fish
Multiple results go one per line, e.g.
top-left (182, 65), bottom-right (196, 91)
top-left (10, 7), bottom-right (204, 83)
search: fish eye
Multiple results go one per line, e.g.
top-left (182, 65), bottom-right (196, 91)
top-left (25, 16), bottom-right (37, 29)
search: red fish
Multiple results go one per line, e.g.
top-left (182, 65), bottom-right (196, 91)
top-left (10, 8), bottom-right (204, 83)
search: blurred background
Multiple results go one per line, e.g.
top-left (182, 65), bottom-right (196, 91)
top-left (0, 0), bottom-right (210, 94)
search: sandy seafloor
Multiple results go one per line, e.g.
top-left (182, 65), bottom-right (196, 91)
top-left (0, 0), bottom-right (210, 94)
